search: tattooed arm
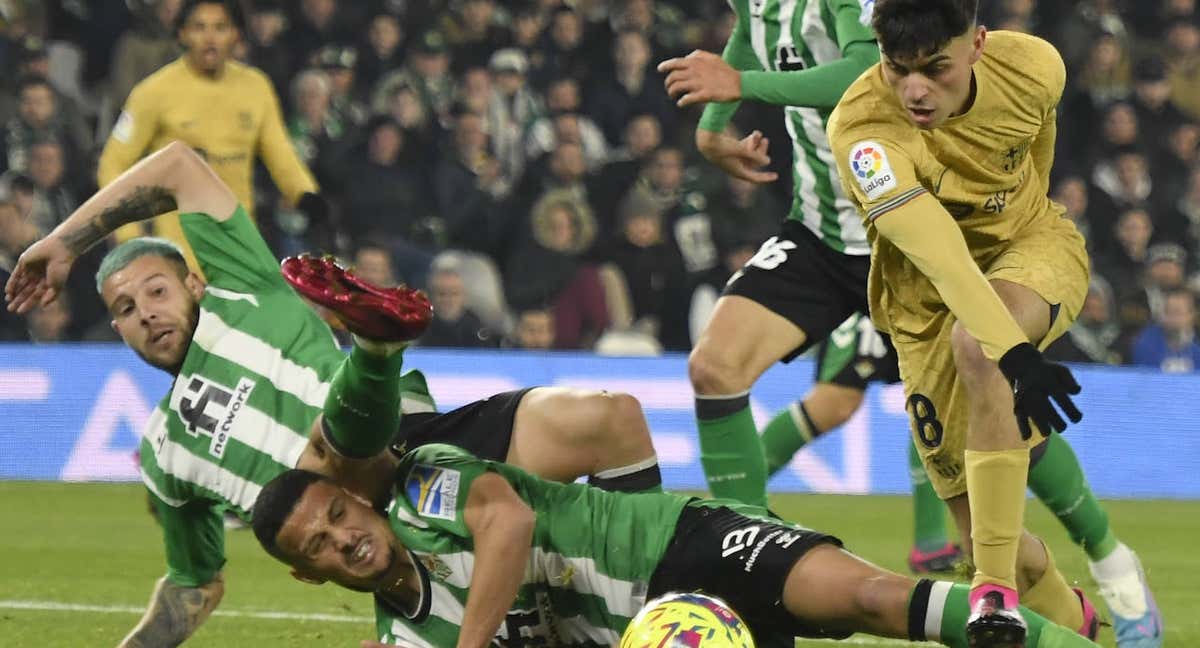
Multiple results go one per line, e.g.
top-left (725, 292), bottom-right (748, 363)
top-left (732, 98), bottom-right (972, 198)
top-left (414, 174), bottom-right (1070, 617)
top-left (118, 574), bottom-right (225, 648)
top-left (5, 141), bottom-right (237, 312)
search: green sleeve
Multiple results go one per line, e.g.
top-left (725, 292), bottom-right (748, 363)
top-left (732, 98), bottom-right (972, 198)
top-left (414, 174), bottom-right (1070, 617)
top-left (152, 494), bottom-right (225, 587)
top-left (698, 8), bottom-right (761, 133)
top-left (740, 40), bottom-right (879, 109)
top-left (179, 206), bottom-right (284, 293)
top-left (828, 0), bottom-right (878, 50)
top-left (398, 444), bottom-right (496, 538)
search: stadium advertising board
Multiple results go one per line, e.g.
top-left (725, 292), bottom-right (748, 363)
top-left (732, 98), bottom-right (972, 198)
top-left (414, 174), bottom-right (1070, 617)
top-left (0, 345), bottom-right (1196, 499)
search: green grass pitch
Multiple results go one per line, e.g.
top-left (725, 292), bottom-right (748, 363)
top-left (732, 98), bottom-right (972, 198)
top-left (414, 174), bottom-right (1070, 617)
top-left (1, 481), bottom-right (1195, 647)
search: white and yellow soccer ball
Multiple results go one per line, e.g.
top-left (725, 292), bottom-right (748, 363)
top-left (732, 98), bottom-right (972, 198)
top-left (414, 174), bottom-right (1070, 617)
top-left (619, 592), bottom-right (756, 648)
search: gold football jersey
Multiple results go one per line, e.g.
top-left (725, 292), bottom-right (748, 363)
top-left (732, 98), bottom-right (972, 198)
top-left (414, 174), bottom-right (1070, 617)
top-left (827, 31), bottom-right (1079, 340)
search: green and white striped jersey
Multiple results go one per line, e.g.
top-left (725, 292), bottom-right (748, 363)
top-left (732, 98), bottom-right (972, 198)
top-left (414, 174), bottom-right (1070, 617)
top-left (139, 206), bottom-right (434, 585)
top-left (724, 0), bottom-right (876, 255)
top-left (376, 444), bottom-right (693, 647)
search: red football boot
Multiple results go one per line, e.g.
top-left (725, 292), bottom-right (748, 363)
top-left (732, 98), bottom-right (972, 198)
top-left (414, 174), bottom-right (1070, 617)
top-left (281, 254), bottom-right (433, 342)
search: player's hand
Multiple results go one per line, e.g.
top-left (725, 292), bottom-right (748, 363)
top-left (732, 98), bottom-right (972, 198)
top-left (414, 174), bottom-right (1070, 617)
top-left (696, 128), bottom-right (778, 184)
top-left (998, 342), bottom-right (1083, 440)
top-left (4, 235), bottom-right (75, 314)
top-left (657, 50), bottom-right (741, 107)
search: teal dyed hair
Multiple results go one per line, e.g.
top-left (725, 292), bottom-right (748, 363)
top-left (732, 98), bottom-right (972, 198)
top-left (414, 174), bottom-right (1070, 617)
top-left (95, 237), bottom-right (188, 294)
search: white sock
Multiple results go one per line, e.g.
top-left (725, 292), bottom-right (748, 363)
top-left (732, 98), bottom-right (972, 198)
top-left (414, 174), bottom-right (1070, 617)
top-left (1089, 542), bottom-right (1137, 581)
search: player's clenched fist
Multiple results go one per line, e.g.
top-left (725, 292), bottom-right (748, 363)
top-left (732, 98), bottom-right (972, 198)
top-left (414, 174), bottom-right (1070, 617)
top-left (998, 342), bottom-right (1083, 440)
top-left (657, 50), bottom-right (742, 107)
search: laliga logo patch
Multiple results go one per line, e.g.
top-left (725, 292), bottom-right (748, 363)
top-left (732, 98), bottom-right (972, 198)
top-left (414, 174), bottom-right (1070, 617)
top-left (850, 141), bottom-right (897, 201)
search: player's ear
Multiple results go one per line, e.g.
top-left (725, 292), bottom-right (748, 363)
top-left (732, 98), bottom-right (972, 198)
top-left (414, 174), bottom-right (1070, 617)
top-left (290, 569), bottom-right (326, 586)
top-left (970, 26), bottom-right (987, 64)
top-left (184, 272), bottom-right (206, 301)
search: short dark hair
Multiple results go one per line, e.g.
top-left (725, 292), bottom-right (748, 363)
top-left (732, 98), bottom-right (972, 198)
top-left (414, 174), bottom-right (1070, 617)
top-left (872, 0), bottom-right (978, 60)
top-left (176, 0), bottom-right (245, 34)
top-left (251, 469), bottom-right (327, 563)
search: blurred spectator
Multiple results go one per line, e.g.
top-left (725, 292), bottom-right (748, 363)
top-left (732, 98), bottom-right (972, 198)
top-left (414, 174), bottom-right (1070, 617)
top-left (624, 146), bottom-right (718, 278)
top-left (607, 0), bottom-right (690, 60)
top-left (1099, 207), bottom-right (1154, 296)
top-left (511, 139), bottom-right (593, 239)
top-left (1131, 289), bottom-right (1200, 372)
top-left (311, 44), bottom-right (368, 126)
top-left (1152, 121), bottom-right (1200, 212)
top-left (110, 0), bottom-right (183, 107)
top-left (245, 0), bottom-right (291, 96)
top-left (26, 296), bottom-right (73, 342)
top-left (532, 8), bottom-right (591, 90)
top-left (1164, 19), bottom-right (1200, 120)
top-left (1143, 243), bottom-right (1190, 320)
top-left (26, 139), bottom-right (83, 233)
top-left (420, 261), bottom-right (498, 348)
top-left (1162, 165), bottom-right (1200, 266)
top-left (705, 174), bottom-right (785, 256)
top-left (337, 116), bottom-right (433, 285)
top-left (373, 82), bottom-right (438, 160)
top-left (374, 30), bottom-right (457, 126)
top-left (603, 192), bottom-right (689, 349)
top-left (1046, 277), bottom-right (1124, 365)
top-left (511, 5), bottom-right (547, 71)
top-left (485, 48), bottom-right (543, 192)
top-left (355, 13), bottom-right (406, 97)
top-left (1060, 34), bottom-right (1131, 164)
top-left (1131, 56), bottom-right (1189, 147)
top-left (287, 68), bottom-right (348, 182)
top-left (504, 190), bottom-right (609, 349)
top-left (0, 196), bottom-right (37, 341)
top-left (283, 0), bottom-right (348, 68)
top-left (1089, 146), bottom-right (1153, 241)
top-left (1057, 0), bottom-right (1129, 73)
top-left (510, 307), bottom-right (556, 350)
top-left (587, 30), bottom-right (675, 147)
top-left (433, 108), bottom-right (507, 255)
top-left (443, 0), bottom-right (511, 73)
top-left (591, 113), bottom-right (661, 222)
top-left (98, 0), bottom-right (322, 272)
top-left (1, 76), bottom-right (90, 177)
top-left (352, 241), bottom-right (399, 288)
top-left (1052, 174), bottom-right (1093, 245)
top-left (526, 77), bottom-right (607, 169)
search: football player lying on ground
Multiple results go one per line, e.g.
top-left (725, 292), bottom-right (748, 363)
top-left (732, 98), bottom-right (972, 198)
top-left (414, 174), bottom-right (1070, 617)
top-left (4, 140), bottom-right (662, 647)
top-left (252, 445), bottom-right (1102, 648)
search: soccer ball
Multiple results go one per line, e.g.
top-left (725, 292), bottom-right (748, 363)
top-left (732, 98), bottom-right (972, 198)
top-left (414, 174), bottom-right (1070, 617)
top-left (619, 592), bottom-right (756, 648)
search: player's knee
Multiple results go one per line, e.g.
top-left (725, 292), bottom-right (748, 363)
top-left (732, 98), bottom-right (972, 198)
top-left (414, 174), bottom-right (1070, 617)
top-left (601, 392), bottom-right (655, 454)
top-left (950, 321), bottom-right (991, 381)
top-left (688, 346), bottom-right (745, 394)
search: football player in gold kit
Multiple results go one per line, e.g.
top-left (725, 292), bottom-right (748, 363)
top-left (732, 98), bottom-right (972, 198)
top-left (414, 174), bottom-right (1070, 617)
top-left (827, 1), bottom-right (1161, 646)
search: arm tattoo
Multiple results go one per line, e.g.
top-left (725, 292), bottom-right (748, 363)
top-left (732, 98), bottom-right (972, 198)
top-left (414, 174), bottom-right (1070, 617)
top-left (61, 186), bottom-right (177, 255)
top-left (121, 579), bottom-right (216, 648)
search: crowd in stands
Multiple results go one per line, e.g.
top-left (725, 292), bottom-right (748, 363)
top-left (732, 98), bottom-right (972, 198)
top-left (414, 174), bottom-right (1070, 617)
top-left (1, 0), bottom-right (1199, 372)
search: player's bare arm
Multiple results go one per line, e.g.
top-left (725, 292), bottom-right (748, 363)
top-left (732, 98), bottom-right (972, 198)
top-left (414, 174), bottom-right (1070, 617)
top-left (118, 573), bottom-right (224, 648)
top-left (5, 142), bottom-right (235, 313)
top-left (456, 472), bottom-right (536, 648)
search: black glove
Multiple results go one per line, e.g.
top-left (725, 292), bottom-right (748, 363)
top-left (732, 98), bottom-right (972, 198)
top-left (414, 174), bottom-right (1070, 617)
top-left (998, 342), bottom-right (1082, 440)
top-left (296, 192), bottom-right (330, 225)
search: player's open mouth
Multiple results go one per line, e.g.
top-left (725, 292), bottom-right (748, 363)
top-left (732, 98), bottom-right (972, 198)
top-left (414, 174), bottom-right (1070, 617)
top-left (352, 537), bottom-right (372, 566)
top-left (908, 107), bottom-right (935, 124)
